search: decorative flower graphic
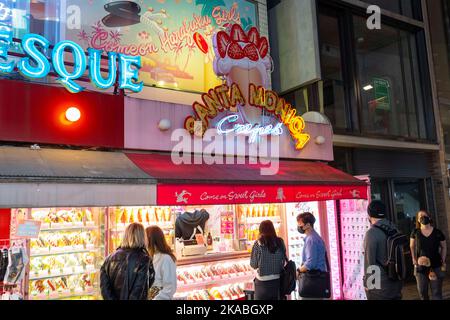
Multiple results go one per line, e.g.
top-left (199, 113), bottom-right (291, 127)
top-left (92, 21), bottom-right (105, 34)
top-left (109, 30), bottom-right (123, 43)
top-left (77, 30), bottom-right (90, 44)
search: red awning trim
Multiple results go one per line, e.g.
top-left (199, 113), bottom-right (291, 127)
top-left (125, 153), bottom-right (368, 205)
top-left (157, 184), bottom-right (368, 206)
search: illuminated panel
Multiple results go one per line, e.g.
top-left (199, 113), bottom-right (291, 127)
top-left (17, 34), bottom-right (50, 78)
top-left (88, 48), bottom-right (117, 89)
top-left (216, 114), bottom-right (284, 143)
top-left (52, 40), bottom-right (87, 93)
top-left (0, 29), bottom-right (14, 73)
top-left (118, 54), bottom-right (143, 92)
top-left (340, 199), bottom-right (370, 300)
top-left (325, 200), bottom-right (342, 300)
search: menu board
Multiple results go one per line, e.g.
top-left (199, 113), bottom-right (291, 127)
top-left (220, 212), bottom-right (234, 235)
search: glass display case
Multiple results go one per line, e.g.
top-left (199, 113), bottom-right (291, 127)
top-left (175, 257), bottom-right (255, 300)
top-left (27, 208), bottom-right (105, 300)
top-left (108, 206), bottom-right (177, 253)
top-left (340, 199), bottom-right (370, 300)
top-left (236, 204), bottom-right (283, 251)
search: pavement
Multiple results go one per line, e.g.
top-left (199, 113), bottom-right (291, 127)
top-left (402, 276), bottom-right (450, 300)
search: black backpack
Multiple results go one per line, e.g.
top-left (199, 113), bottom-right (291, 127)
top-left (374, 225), bottom-right (413, 281)
top-left (280, 255), bottom-right (297, 296)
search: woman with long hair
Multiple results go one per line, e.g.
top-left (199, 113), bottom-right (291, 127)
top-left (146, 226), bottom-right (177, 300)
top-left (410, 210), bottom-right (447, 300)
top-left (100, 223), bottom-right (150, 300)
top-left (250, 220), bottom-right (286, 300)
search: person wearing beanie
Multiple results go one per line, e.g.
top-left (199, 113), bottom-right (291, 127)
top-left (363, 200), bottom-right (403, 300)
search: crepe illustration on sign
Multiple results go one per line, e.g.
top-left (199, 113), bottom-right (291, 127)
top-left (66, 0), bottom-right (258, 93)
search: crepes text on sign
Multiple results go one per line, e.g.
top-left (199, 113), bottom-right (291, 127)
top-left (184, 83), bottom-right (311, 150)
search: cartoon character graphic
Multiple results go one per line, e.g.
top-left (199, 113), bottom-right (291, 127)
top-left (276, 188), bottom-right (285, 202)
top-left (175, 190), bottom-right (192, 204)
top-left (350, 190), bottom-right (361, 198)
top-left (212, 24), bottom-right (271, 125)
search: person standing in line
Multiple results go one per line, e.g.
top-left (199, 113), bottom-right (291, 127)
top-left (296, 212), bottom-right (329, 300)
top-left (250, 220), bottom-right (286, 300)
top-left (146, 226), bottom-right (177, 300)
top-left (363, 200), bottom-right (402, 300)
top-left (410, 210), bottom-right (447, 300)
top-left (100, 223), bottom-right (150, 300)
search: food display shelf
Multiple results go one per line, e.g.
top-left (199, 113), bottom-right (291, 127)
top-left (30, 248), bottom-right (94, 258)
top-left (177, 272), bottom-right (255, 291)
top-left (39, 225), bottom-right (97, 232)
top-left (242, 216), bottom-right (281, 224)
top-left (29, 268), bottom-right (97, 281)
top-left (30, 289), bottom-right (95, 300)
top-left (111, 222), bottom-right (174, 231)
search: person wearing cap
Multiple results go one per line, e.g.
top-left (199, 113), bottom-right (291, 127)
top-left (363, 200), bottom-right (403, 300)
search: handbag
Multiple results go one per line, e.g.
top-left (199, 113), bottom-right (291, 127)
top-left (297, 250), bottom-right (331, 299)
top-left (148, 286), bottom-right (162, 300)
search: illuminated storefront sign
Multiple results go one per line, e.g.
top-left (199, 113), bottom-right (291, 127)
top-left (0, 31), bottom-right (143, 93)
top-left (216, 114), bottom-right (284, 143)
top-left (184, 82), bottom-right (310, 150)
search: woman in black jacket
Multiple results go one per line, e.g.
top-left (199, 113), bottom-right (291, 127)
top-left (100, 223), bottom-right (151, 300)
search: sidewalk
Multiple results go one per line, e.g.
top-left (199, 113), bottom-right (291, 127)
top-left (402, 277), bottom-right (450, 300)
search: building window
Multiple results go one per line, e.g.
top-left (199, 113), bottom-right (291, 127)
top-left (359, 0), bottom-right (422, 20)
top-left (319, 12), bottom-right (350, 131)
top-left (353, 16), bottom-right (428, 139)
top-left (317, 2), bottom-right (435, 142)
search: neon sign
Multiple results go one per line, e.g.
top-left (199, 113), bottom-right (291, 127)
top-left (184, 82), bottom-right (310, 150)
top-left (0, 32), bottom-right (143, 93)
top-left (216, 114), bottom-right (283, 143)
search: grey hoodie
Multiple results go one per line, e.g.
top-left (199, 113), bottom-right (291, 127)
top-left (363, 219), bottom-right (403, 300)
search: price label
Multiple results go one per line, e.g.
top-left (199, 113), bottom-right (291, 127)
top-left (38, 270), bottom-right (49, 278)
top-left (74, 287), bottom-right (83, 294)
top-left (50, 269), bottom-right (61, 276)
top-left (86, 264), bottom-right (95, 272)
top-left (237, 272), bottom-right (245, 277)
top-left (49, 292), bottom-right (59, 298)
top-left (63, 267), bottom-right (73, 275)
top-left (41, 223), bottom-right (50, 230)
top-left (74, 266), bottom-right (84, 273)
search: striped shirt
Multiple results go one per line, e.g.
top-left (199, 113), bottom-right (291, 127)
top-left (250, 238), bottom-right (286, 280)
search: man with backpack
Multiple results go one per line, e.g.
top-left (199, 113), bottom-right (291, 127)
top-left (363, 200), bottom-right (405, 300)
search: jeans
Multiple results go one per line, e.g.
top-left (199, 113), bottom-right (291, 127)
top-left (254, 278), bottom-right (281, 300)
top-left (414, 266), bottom-right (445, 300)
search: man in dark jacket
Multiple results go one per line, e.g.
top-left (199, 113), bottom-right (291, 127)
top-left (363, 200), bottom-right (403, 300)
top-left (100, 247), bottom-right (150, 300)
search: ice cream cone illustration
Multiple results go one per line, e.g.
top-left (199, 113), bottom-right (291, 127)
top-left (147, 207), bottom-right (154, 223)
top-left (213, 25), bottom-right (271, 125)
top-left (164, 207), bottom-right (171, 222)
top-left (137, 208), bottom-right (144, 224)
top-left (124, 208), bottom-right (131, 224)
top-left (156, 208), bottom-right (162, 222)
top-left (258, 205), bottom-right (263, 217)
top-left (114, 208), bottom-right (122, 225)
top-left (263, 205), bottom-right (269, 217)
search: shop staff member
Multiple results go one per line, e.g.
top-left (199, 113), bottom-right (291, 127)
top-left (297, 212), bottom-right (327, 274)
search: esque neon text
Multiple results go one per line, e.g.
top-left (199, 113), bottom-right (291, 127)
top-left (0, 31), bottom-right (143, 93)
